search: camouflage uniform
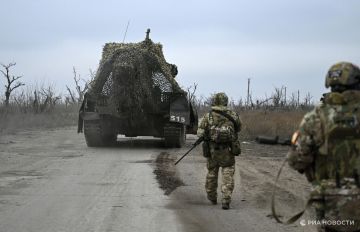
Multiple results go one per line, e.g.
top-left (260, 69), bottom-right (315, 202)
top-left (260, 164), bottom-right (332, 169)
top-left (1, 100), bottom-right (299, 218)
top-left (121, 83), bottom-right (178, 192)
top-left (287, 62), bottom-right (360, 232)
top-left (197, 93), bottom-right (242, 209)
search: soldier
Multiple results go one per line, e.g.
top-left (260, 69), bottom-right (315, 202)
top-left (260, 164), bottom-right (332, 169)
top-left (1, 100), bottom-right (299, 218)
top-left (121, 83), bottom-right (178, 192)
top-left (287, 62), bottom-right (360, 232)
top-left (197, 92), bottom-right (242, 210)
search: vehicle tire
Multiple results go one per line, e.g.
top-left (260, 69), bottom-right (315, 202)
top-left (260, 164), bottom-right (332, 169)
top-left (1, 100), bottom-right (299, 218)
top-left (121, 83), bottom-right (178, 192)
top-left (84, 119), bottom-right (116, 147)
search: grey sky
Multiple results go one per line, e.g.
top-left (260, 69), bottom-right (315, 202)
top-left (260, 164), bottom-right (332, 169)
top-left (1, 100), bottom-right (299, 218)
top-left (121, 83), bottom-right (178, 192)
top-left (1, 0), bottom-right (360, 102)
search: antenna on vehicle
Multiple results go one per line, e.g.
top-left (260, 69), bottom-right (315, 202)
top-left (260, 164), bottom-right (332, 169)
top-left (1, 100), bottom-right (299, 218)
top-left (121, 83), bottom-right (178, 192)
top-left (122, 20), bottom-right (130, 43)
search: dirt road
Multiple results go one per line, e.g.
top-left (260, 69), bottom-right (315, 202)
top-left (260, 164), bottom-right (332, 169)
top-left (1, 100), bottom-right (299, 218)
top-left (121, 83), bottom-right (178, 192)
top-left (0, 127), bottom-right (316, 232)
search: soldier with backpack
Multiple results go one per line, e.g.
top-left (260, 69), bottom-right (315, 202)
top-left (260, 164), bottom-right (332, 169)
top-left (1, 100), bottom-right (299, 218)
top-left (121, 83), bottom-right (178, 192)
top-left (197, 92), bottom-right (242, 210)
top-left (287, 62), bottom-right (360, 231)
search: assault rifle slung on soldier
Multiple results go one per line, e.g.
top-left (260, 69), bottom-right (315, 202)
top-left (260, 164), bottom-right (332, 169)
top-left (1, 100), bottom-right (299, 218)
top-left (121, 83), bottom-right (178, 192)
top-left (174, 136), bottom-right (204, 165)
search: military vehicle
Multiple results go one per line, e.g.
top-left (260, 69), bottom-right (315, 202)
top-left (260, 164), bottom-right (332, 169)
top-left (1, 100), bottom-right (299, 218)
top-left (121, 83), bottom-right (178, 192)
top-left (77, 29), bottom-right (198, 147)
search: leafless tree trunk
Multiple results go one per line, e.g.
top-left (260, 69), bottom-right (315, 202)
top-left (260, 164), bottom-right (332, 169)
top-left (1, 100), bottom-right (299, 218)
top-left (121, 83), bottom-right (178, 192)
top-left (33, 90), bottom-right (40, 113)
top-left (304, 92), bottom-right (313, 106)
top-left (39, 86), bottom-right (61, 112)
top-left (1, 62), bottom-right (25, 106)
top-left (272, 87), bottom-right (284, 107)
top-left (187, 83), bottom-right (197, 103)
top-left (66, 67), bottom-right (91, 104)
top-left (288, 92), bottom-right (298, 108)
top-left (65, 85), bottom-right (77, 104)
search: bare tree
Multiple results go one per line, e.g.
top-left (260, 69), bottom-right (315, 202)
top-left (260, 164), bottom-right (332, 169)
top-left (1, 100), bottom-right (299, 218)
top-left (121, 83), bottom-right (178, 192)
top-left (13, 90), bottom-right (26, 108)
top-left (272, 87), bottom-right (283, 107)
top-left (66, 67), bottom-right (91, 104)
top-left (271, 86), bottom-right (288, 107)
top-left (187, 82), bottom-right (197, 103)
top-left (1, 62), bottom-right (25, 106)
top-left (65, 85), bottom-right (77, 104)
top-left (288, 92), bottom-right (299, 108)
top-left (33, 90), bottom-right (40, 113)
top-left (39, 85), bottom-right (61, 112)
top-left (303, 92), bottom-right (313, 107)
top-left (89, 68), bottom-right (96, 82)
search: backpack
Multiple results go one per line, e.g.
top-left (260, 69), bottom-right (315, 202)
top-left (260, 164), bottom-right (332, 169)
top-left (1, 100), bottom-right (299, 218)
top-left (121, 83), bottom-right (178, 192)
top-left (315, 91), bottom-right (360, 231)
top-left (316, 91), bottom-right (360, 182)
top-left (208, 110), bottom-right (237, 144)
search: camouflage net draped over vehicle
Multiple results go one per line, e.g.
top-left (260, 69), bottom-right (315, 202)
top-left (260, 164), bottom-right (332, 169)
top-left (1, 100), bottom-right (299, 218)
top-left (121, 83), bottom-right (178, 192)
top-left (88, 38), bottom-right (184, 127)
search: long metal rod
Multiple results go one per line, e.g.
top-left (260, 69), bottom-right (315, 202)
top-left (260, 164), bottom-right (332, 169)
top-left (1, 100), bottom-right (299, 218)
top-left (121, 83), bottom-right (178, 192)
top-left (174, 145), bottom-right (196, 165)
top-left (122, 20), bottom-right (130, 43)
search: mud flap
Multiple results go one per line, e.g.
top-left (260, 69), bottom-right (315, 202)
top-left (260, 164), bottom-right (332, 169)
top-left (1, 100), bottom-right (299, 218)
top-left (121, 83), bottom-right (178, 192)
top-left (78, 99), bottom-right (86, 133)
top-left (187, 102), bottom-right (198, 134)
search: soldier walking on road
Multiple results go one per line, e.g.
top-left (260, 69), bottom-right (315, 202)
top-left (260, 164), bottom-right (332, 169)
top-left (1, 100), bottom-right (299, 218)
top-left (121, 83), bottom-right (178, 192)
top-left (197, 92), bottom-right (242, 210)
top-left (287, 62), bottom-right (360, 232)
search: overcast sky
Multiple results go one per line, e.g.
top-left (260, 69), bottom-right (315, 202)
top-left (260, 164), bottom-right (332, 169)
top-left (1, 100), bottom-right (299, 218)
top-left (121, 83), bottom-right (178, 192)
top-left (1, 0), bottom-right (359, 102)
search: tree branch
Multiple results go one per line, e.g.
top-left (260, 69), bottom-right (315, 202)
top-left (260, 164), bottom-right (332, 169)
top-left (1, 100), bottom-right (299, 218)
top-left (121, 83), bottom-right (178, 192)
top-left (9, 75), bottom-right (23, 85)
top-left (9, 82), bottom-right (25, 92)
top-left (1, 62), bottom-right (16, 69)
top-left (66, 85), bottom-right (76, 103)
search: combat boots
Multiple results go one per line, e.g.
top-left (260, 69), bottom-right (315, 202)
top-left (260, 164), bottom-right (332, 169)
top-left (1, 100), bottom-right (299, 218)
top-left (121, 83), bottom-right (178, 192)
top-left (210, 199), bottom-right (217, 205)
top-left (207, 194), bottom-right (217, 205)
top-left (222, 202), bottom-right (230, 210)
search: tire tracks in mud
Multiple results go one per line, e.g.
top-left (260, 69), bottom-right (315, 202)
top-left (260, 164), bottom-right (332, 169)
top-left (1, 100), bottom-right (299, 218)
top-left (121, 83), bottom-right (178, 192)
top-left (153, 152), bottom-right (184, 195)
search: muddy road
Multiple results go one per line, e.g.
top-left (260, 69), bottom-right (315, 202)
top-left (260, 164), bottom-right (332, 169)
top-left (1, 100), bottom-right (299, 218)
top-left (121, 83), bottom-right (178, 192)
top-left (0, 127), bottom-right (316, 232)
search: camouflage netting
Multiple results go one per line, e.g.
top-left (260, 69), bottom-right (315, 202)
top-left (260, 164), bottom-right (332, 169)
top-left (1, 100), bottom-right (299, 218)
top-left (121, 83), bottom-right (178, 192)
top-left (88, 35), bottom-right (185, 127)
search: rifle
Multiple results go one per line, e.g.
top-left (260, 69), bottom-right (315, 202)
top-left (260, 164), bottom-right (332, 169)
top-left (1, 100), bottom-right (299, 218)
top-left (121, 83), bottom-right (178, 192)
top-left (174, 136), bottom-right (204, 165)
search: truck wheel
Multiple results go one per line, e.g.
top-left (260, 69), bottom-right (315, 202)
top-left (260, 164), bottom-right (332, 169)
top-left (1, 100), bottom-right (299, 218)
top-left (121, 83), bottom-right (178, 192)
top-left (84, 120), bottom-right (116, 147)
top-left (164, 123), bottom-right (186, 148)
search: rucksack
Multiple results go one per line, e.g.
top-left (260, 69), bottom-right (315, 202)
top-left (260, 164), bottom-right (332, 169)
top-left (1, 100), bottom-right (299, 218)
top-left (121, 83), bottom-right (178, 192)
top-left (315, 92), bottom-right (360, 231)
top-left (208, 110), bottom-right (237, 144)
top-left (316, 91), bottom-right (360, 182)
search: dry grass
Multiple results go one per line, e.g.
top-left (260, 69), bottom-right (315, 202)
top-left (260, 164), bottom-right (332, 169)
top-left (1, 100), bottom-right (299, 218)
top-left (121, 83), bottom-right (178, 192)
top-left (197, 104), bottom-right (309, 140)
top-left (239, 110), bottom-right (307, 140)
top-left (1, 102), bottom-right (309, 141)
top-left (0, 104), bottom-right (79, 134)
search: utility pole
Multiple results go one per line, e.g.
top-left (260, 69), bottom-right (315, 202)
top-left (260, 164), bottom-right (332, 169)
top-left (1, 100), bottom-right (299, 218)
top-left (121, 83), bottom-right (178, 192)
top-left (247, 78), bottom-right (250, 107)
top-left (297, 90), bottom-right (300, 107)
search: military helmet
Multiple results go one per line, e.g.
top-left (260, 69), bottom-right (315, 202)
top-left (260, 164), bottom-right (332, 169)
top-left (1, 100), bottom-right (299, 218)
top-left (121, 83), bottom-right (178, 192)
top-left (211, 92), bottom-right (228, 106)
top-left (325, 62), bottom-right (360, 88)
